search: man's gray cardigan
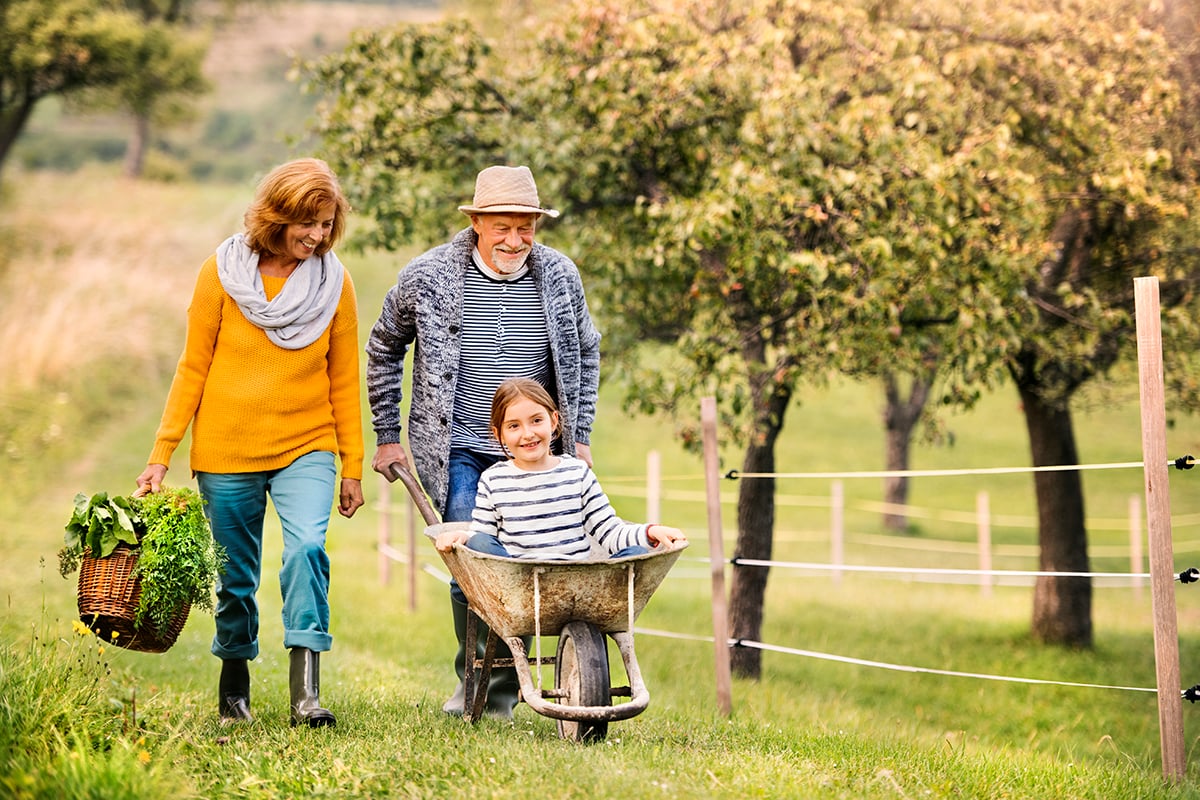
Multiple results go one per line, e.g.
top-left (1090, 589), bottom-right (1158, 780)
top-left (365, 227), bottom-right (602, 514)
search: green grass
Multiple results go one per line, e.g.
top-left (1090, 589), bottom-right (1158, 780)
top-left (11, 0), bottom-right (1200, 793)
top-left (7, 358), bottom-right (1200, 797)
top-left (7, 170), bottom-right (1200, 795)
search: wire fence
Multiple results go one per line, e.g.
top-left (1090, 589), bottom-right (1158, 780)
top-left (373, 281), bottom-right (1199, 779)
top-left (375, 454), bottom-right (1200, 701)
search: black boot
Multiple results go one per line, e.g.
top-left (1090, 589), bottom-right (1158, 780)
top-left (218, 658), bottom-right (253, 724)
top-left (443, 597), bottom-right (525, 720)
top-left (289, 648), bottom-right (336, 728)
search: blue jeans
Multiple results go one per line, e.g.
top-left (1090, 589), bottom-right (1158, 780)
top-left (446, 448), bottom-right (504, 605)
top-left (445, 448), bottom-right (503, 523)
top-left (466, 533), bottom-right (651, 560)
top-left (197, 450), bottom-right (337, 659)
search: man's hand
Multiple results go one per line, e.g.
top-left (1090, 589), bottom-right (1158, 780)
top-left (372, 442), bottom-right (411, 480)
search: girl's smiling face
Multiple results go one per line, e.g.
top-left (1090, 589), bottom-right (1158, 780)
top-left (496, 395), bottom-right (559, 470)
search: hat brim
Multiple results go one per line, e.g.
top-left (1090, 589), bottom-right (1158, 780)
top-left (458, 204), bottom-right (560, 218)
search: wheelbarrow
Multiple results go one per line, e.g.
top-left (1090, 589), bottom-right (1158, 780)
top-left (390, 463), bottom-right (687, 742)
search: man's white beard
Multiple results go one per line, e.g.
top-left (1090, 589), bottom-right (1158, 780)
top-left (491, 246), bottom-right (530, 275)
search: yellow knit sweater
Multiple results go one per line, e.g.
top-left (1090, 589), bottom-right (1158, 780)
top-left (148, 255), bottom-right (364, 480)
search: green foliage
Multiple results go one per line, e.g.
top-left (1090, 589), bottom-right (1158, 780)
top-left (200, 109), bottom-right (256, 151)
top-left (57, 487), bottom-right (224, 637)
top-left (304, 0), bottom-right (1200, 650)
top-left (132, 487), bottom-right (224, 631)
top-left (302, 18), bottom-right (514, 248)
top-left (0, 623), bottom-right (187, 799)
top-left (304, 0), bottom-right (1200, 603)
top-left (304, 0), bottom-right (1200, 437)
top-left (60, 492), bottom-right (140, 572)
top-left (78, 18), bottom-right (211, 123)
top-left (0, 0), bottom-right (148, 169)
top-left (14, 130), bottom-right (128, 171)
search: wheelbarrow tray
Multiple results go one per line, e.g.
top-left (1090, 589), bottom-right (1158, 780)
top-left (426, 522), bottom-right (687, 725)
top-left (425, 522), bottom-right (687, 639)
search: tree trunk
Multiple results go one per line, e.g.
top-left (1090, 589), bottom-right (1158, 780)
top-left (123, 113), bottom-right (151, 179)
top-left (0, 96), bottom-right (38, 177)
top-left (882, 371), bottom-right (932, 533)
top-left (1017, 382), bottom-right (1093, 647)
top-left (728, 380), bottom-right (791, 680)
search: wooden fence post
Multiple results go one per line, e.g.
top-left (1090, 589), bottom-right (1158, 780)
top-left (1134, 275), bottom-right (1186, 782)
top-left (830, 480), bottom-right (844, 585)
top-left (977, 490), bottom-right (992, 597)
top-left (647, 450), bottom-right (661, 525)
top-left (1130, 494), bottom-right (1144, 600)
top-left (378, 474), bottom-right (392, 586)
top-left (407, 494), bottom-right (418, 612)
top-left (701, 397), bottom-right (733, 717)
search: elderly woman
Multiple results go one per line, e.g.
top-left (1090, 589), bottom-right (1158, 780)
top-left (135, 157), bottom-right (363, 728)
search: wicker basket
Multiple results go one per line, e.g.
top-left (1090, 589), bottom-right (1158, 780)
top-left (76, 543), bottom-right (190, 653)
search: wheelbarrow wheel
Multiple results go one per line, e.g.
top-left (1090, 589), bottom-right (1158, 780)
top-left (555, 620), bottom-right (610, 742)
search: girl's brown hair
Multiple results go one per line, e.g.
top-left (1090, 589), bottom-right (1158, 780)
top-left (243, 158), bottom-right (350, 258)
top-left (490, 378), bottom-right (562, 442)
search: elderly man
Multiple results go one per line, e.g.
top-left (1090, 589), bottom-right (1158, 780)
top-left (366, 165), bottom-right (601, 719)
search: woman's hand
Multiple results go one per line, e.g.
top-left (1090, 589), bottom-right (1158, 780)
top-left (134, 464), bottom-right (168, 497)
top-left (646, 525), bottom-right (687, 548)
top-left (338, 478), bottom-right (364, 518)
top-left (435, 527), bottom-right (470, 553)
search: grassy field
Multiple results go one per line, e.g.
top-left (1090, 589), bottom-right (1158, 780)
top-left (7, 165), bottom-right (1200, 798)
top-left (7, 1), bottom-right (1200, 794)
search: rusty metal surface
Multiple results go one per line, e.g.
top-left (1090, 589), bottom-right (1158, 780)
top-left (426, 522), bottom-right (687, 638)
top-left (508, 631), bottom-right (649, 723)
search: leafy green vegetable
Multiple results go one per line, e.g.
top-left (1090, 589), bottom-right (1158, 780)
top-left (60, 492), bottom-right (141, 575)
top-left (59, 487), bottom-right (225, 638)
top-left (133, 487), bottom-right (224, 633)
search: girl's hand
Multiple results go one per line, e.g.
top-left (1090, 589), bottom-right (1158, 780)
top-left (435, 528), bottom-right (471, 553)
top-left (647, 525), bottom-right (687, 548)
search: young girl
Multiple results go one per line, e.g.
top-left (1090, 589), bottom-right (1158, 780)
top-left (434, 378), bottom-right (687, 559)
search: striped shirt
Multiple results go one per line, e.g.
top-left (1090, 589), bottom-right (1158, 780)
top-left (451, 252), bottom-right (553, 455)
top-left (469, 456), bottom-right (652, 560)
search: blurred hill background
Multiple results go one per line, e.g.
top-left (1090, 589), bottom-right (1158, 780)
top-left (0, 1), bottom-right (440, 499)
top-left (10, 0), bottom-right (439, 182)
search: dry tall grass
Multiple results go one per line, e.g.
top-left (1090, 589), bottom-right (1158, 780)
top-left (0, 167), bottom-right (244, 389)
top-left (0, 2), bottom-right (439, 391)
top-left (203, 1), bottom-right (439, 86)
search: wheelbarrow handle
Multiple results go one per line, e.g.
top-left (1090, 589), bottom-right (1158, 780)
top-left (387, 462), bottom-right (442, 527)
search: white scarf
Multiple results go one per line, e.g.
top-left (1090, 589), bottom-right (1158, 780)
top-left (215, 233), bottom-right (345, 350)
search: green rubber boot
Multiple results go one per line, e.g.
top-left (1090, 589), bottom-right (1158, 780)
top-left (289, 648), bottom-right (336, 728)
top-left (442, 597), bottom-right (525, 720)
top-left (218, 658), bottom-right (253, 724)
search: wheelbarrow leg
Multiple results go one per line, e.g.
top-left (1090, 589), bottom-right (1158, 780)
top-left (463, 608), bottom-right (507, 723)
top-left (462, 610), bottom-right (481, 722)
top-left (467, 629), bottom-right (501, 723)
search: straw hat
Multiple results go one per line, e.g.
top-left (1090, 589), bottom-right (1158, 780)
top-left (458, 165), bottom-right (560, 218)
